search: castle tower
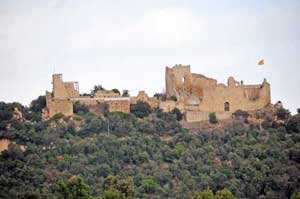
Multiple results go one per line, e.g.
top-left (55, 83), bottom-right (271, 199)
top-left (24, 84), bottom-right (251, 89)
top-left (52, 74), bottom-right (68, 98)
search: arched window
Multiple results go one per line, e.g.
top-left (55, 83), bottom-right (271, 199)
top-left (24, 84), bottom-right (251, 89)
top-left (225, 102), bottom-right (230, 111)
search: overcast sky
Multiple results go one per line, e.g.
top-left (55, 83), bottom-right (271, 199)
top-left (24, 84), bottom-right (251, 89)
top-left (0, 0), bottom-right (299, 113)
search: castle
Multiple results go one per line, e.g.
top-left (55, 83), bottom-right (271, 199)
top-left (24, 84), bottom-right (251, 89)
top-left (43, 65), bottom-right (271, 122)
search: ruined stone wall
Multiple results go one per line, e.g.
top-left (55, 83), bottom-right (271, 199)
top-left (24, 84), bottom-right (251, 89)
top-left (95, 90), bottom-right (120, 98)
top-left (166, 65), bottom-right (271, 114)
top-left (47, 98), bottom-right (73, 117)
top-left (64, 82), bottom-right (79, 98)
top-left (45, 66), bottom-right (271, 123)
top-left (52, 74), bottom-right (68, 98)
top-left (105, 99), bottom-right (130, 113)
top-left (72, 98), bottom-right (104, 106)
top-left (165, 65), bottom-right (192, 100)
top-left (72, 97), bottom-right (130, 113)
top-left (130, 91), bottom-right (159, 108)
top-left (52, 74), bottom-right (79, 98)
top-left (159, 100), bottom-right (184, 112)
top-left (185, 111), bottom-right (233, 122)
top-left (45, 74), bottom-right (131, 118)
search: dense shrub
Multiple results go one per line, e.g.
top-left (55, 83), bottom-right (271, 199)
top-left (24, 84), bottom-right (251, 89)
top-left (169, 95), bottom-right (177, 102)
top-left (111, 88), bottom-right (120, 94)
top-left (52, 112), bottom-right (64, 120)
top-left (286, 114), bottom-right (300, 134)
top-left (122, 90), bottom-right (130, 97)
top-left (171, 108), bottom-right (183, 121)
top-left (130, 101), bottom-right (151, 118)
top-left (73, 101), bottom-right (89, 114)
top-left (276, 108), bottom-right (291, 120)
top-left (233, 110), bottom-right (249, 119)
top-left (209, 112), bottom-right (218, 124)
top-left (30, 96), bottom-right (46, 113)
top-left (0, 101), bottom-right (300, 199)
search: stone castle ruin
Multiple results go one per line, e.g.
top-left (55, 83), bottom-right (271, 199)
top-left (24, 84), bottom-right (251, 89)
top-left (165, 65), bottom-right (271, 122)
top-left (43, 74), bottom-right (130, 118)
top-left (43, 65), bottom-right (271, 122)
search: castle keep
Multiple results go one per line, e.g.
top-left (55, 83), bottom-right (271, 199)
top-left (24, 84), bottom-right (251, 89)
top-left (43, 65), bottom-right (271, 122)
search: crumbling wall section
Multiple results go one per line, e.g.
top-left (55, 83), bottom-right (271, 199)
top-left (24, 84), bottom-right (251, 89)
top-left (47, 98), bottom-right (73, 117)
top-left (95, 90), bottom-right (120, 98)
top-left (64, 82), bottom-right (79, 98)
top-left (130, 91), bottom-right (159, 108)
top-left (105, 99), bottom-right (130, 113)
top-left (185, 111), bottom-right (232, 122)
top-left (165, 65), bottom-right (271, 114)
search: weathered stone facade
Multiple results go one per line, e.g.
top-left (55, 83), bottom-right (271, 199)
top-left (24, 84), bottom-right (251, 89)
top-left (130, 91), bottom-right (159, 108)
top-left (43, 74), bottom-right (130, 118)
top-left (165, 64), bottom-right (271, 121)
top-left (44, 65), bottom-right (271, 122)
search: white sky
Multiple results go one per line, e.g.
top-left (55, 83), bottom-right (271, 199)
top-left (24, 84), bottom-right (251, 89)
top-left (0, 0), bottom-right (299, 113)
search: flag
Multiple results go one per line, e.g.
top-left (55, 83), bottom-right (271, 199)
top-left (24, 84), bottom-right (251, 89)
top-left (258, 59), bottom-right (264, 65)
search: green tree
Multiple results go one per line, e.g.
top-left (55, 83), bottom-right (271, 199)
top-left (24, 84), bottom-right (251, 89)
top-left (130, 101), bottom-right (151, 118)
top-left (122, 90), bottom-right (130, 97)
top-left (276, 108), bottom-right (290, 120)
top-left (171, 107), bottom-right (183, 121)
top-left (191, 189), bottom-right (215, 199)
top-left (141, 178), bottom-right (160, 194)
top-left (56, 176), bottom-right (91, 199)
top-left (103, 176), bottom-right (135, 199)
top-left (0, 102), bottom-right (12, 120)
top-left (169, 95), bottom-right (177, 101)
top-left (91, 85), bottom-right (105, 96)
top-left (191, 189), bottom-right (235, 199)
top-left (30, 95), bottom-right (46, 113)
top-left (111, 89), bottom-right (120, 94)
top-left (209, 112), bottom-right (218, 124)
top-left (104, 189), bottom-right (124, 199)
top-left (216, 189), bottom-right (235, 199)
top-left (175, 144), bottom-right (186, 155)
top-left (97, 164), bottom-right (111, 178)
top-left (291, 192), bottom-right (300, 199)
top-left (52, 112), bottom-right (64, 120)
top-left (286, 114), bottom-right (300, 134)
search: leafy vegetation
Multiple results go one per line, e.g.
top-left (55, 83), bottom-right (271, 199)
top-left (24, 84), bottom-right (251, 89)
top-left (0, 100), bottom-right (300, 199)
top-left (130, 101), bottom-right (151, 118)
top-left (169, 95), bottom-right (178, 102)
top-left (91, 85), bottom-right (106, 96)
top-left (276, 107), bottom-right (291, 120)
top-left (209, 112), bottom-right (218, 124)
top-left (111, 89), bottom-right (120, 95)
top-left (171, 107), bottom-right (183, 121)
top-left (73, 101), bottom-right (89, 114)
top-left (122, 90), bottom-right (130, 97)
top-left (30, 95), bottom-right (46, 113)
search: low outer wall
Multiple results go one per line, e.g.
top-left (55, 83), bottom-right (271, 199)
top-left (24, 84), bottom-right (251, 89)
top-left (185, 111), bottom-right (232, 122)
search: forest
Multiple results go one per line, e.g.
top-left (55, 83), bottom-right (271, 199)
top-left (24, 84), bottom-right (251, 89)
top-left (0, 97), bottom-right (300, 199)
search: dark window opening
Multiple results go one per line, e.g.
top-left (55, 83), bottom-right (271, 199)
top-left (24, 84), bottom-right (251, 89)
top-left (225, 102), bottom-right (230, 111)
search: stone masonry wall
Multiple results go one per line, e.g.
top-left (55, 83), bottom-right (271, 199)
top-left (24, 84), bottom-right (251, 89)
top-left (166, 65), bottom-right (271, 113)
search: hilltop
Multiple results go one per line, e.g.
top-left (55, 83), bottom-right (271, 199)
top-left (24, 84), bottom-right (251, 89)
top-left (0, 98), bottom-right (300, 199)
